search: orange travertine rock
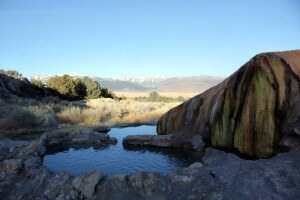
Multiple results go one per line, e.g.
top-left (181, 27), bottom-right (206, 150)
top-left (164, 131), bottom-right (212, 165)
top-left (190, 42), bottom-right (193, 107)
top-left (157, 50), bottom-right (300, 158)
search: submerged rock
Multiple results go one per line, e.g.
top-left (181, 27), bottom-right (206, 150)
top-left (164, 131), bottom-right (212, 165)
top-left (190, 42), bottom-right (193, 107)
top-left (157, 50), bottom-right (300, 158)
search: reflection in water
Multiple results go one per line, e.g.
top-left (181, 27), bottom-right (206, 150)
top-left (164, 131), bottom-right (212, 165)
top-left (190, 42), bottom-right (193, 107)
top-left (43, 126), bottom-right (202, 176)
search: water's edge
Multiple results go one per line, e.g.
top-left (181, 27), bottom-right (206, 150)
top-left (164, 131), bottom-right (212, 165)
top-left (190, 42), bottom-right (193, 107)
top-left (43, 125), bottom-right (202, 176)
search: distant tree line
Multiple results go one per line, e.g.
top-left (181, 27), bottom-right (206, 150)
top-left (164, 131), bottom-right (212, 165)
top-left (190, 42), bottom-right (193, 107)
top-left (0, 69), bottom-right (117, 100)
top-left (0, 69), bottom-right (22, 77)
top-left (31, 75), bottom-right (117, 100)
top-left (134, 92), bottom-right (185, 103)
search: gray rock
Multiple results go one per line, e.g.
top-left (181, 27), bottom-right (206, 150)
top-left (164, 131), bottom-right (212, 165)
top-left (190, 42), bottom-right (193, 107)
top-left (80, 126), bottom-right (110, 134)
top-left (188, 134), bottom-right (205, 150)
top-left (0, 139), bottom-right (29, 152)
top-left (71, 132), bottom-right (90, 143)
top-left (24, 157), bottom-right (42, 170)
top-left (72, 171), bottom-right (103, 198)
top-left (0, 126), bottom-right (298, 200)
top-left (89, 132), bottom-right (110, 143)
top-left (123, 134), bottom-right (174, 147)
top-left (94, 147), bottom-right (300, 200)
top-left (123, 133), bottom-right (205, 151)
top-left (0, 159), bottom-right (22, 172)
top-left (43, 172), bottom-right (77, 200)
top-left (188, 162), bottom-right (204, 169)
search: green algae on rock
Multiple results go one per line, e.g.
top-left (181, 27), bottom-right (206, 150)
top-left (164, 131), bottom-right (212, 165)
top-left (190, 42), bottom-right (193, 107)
top-left (157, 50), bottom-right (300, 158)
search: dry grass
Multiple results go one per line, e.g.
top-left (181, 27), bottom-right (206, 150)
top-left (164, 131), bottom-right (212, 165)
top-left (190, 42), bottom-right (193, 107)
top-left (0, 103), bottom-right (58, 130)
top-left (0, 98), bottom-right (180, 130)
top-left (58, 98), bottom-right (180, 126)
top-left (0, 97), bottom-right (180, 131)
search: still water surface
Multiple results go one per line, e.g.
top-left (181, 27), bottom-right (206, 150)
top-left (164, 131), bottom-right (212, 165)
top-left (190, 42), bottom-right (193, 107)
top-left (43, 125), bottom-right (201, 176)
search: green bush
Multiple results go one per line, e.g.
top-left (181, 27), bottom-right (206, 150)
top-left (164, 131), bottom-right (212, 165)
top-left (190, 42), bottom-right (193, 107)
top-left (30, 78), bottom-right (44, 88)
top-left (75, 78), bottom-right (87, 99)
top-left (149, 91), bottom-right (160, 100)
top-left (101, 88), bottom-right (117, 99)
top-left (176, 96), bottom-right (185, 102)
top-left (46, 75), bottom-right (117, 100)
top-left (46, 75), bottom-right (79, 97)
top-left (81, 77), bottom-right (101, 99)
top-left (134, 92), bottom-right (185, 103)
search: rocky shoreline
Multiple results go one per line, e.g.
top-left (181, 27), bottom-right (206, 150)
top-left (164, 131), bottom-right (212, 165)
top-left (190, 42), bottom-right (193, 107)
top-left (0, 126), bottom-right (299, 199)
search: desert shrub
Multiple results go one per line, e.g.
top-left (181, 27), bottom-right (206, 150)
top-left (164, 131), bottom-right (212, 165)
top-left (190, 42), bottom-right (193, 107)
top-left (176, 96), bottom-right (185, 102)
top-left (26, 105), bottom-right (58, 128)
top-left (57, 106), bottom-right (83, 125)
top-left (57, 104), bottom-right (112, 125)
top-left (101, 88), bottom-right (117, 99)
top-left (10, 108), bottom-right (40, 128)
top-left (134, 92), bottom-right (185, 103)
top-left (0, 105), bottom-right (58, 130)
top-left (30, 78), bottom-right (44, 88)
top-left (149, 91), bottom-right (160, 100)
top-left (81, 108), bottom-right (104, 125)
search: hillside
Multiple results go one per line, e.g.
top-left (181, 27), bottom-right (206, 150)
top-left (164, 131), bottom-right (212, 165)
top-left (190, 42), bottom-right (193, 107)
top-left (94, 78), bottom-right (148, 91)
top-left (150, 76), bottom-right (223, 93)
top-left (0, 74), bottom-right (44, 98)
top-left (96, 75), bottom-right (224, 93)
top-left (157, 50), bottom-right (300, 158)
top-left (32, 75), bottom-right (224, 93)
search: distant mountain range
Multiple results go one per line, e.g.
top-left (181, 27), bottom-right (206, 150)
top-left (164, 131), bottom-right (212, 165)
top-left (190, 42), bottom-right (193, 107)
top-left (32, 75), bottom-right (224, 93)
top-left (93, 78), bottom-right (149, 91)
top-left (105, 76), bottom-right (224, 93)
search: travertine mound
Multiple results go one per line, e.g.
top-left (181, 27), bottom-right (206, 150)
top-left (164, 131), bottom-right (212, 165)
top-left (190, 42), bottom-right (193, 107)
top-left (157, 50), bottom-right (300, 158)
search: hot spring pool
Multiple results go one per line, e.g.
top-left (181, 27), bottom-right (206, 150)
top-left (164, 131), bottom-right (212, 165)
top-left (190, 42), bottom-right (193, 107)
top-left (43, 125), bottom-right (202, 176)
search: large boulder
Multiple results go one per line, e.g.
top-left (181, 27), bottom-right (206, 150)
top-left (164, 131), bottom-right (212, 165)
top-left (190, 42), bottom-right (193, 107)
top-left (0, 73), bottom-right (66, 99)
top-left (0, 74), bottom-right (38, 98)
top-left (157, 50), bottom-right (300, 158)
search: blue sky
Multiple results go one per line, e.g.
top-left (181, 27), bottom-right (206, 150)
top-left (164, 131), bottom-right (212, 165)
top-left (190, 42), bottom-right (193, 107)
top-left (0, 0), bottom-right (299, 78)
